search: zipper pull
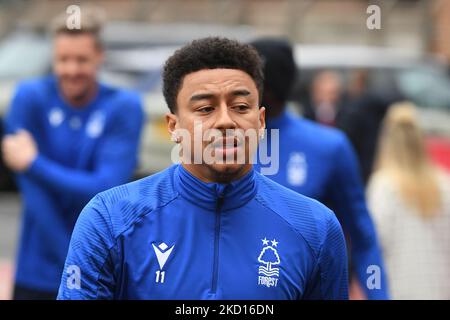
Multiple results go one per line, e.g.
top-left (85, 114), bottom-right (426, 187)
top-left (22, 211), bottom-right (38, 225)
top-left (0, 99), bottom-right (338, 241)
top-left (216, 185), bottom-right (226, 209)
top-left (217, 193), bottom-right (224, 210)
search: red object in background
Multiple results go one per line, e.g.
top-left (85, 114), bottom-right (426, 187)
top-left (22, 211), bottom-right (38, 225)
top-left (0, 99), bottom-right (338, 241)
top-left (349, 276), bottom-right (366, 300)
top-left (426, 136), bottom-right (450, 172)
top-left (0, 259), bottom-right (13, 300)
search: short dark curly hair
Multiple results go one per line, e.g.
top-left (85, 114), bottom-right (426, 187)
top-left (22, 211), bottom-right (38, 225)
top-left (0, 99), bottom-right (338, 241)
top-left (163, 37), bottom-right (264, 113)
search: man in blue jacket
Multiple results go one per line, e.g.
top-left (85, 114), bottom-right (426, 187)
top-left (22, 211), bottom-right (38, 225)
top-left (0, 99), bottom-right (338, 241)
top-left (57, 37), bottom-right (348, 300)
top-left (1, 12), bottom-right (144, 299)
top-left (251, 38), bottom-right (389, 299)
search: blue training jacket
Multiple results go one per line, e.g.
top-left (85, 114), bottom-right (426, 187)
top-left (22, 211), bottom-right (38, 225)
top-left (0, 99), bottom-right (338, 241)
top-left (254, 111), bottom-right (389, 299)
top-left (57, 164), bottom-right (348, 299)
top-left (3, 76), bottom-right (144, 293)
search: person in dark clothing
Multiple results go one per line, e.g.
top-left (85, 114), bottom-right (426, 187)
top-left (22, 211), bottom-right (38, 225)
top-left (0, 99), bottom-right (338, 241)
top-left (338, 93), bottom-right (391, 185)
top-left (251, 38), bottom-right (389, 299)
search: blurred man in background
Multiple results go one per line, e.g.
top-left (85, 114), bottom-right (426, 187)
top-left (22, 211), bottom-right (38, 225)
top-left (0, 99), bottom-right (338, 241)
top-left (1, 9), bottom-right (144, 299)
top-left (304, 68), bottom-right (392, 184)
top-left (251, 38), bottom-right (389, 299)
top-left (303, 70), bottom-right (344, 127)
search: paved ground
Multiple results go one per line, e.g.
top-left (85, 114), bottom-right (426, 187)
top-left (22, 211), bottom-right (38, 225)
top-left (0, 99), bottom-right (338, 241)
top-left (0, 192), bottom-right (21, 300)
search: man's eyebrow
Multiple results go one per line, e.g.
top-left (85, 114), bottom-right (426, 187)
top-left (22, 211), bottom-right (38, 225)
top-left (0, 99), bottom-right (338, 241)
top-left (190, 93), bottom-right (214, 102)
top-left (189, 89), bottom-right (251, 102)
top-left (232, 89), bottom-right (251, 97)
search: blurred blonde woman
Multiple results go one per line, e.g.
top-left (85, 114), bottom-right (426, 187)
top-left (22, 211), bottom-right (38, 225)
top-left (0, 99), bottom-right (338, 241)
top-left (367, 102), bottom-right (450, 300)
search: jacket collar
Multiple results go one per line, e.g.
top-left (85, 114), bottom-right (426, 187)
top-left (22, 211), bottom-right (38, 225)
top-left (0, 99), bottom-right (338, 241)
top-left (174, 164), bottom-right (257, 211)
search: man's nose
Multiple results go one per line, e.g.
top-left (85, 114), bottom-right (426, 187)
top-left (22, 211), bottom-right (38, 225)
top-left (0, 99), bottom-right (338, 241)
top-left (63, 60), bottom-right (80, 77)
top-left (214, 103), bottom-right (236, 129)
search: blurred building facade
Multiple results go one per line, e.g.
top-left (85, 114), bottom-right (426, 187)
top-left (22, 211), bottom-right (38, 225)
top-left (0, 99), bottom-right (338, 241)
top-left (0, 0), bottom-right (449, 60)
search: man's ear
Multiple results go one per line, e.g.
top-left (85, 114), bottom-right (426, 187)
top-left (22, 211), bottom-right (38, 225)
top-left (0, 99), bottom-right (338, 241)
top-left (165, 112), bottom-right (179, 142)
top-left (95, 45), bottom-right (105, 66)
top-left (97, 50), bottom-right (105, 65)
top-left (258, 106), bottom-right (266, 138)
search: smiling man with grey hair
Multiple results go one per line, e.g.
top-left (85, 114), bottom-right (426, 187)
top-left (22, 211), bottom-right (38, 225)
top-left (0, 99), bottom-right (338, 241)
top-left (2, 7), bottom-right (143, 299)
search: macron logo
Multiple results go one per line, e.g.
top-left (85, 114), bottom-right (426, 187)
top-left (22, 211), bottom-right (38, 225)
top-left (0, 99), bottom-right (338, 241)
top-left (152, 242), bottom-right (175, 270)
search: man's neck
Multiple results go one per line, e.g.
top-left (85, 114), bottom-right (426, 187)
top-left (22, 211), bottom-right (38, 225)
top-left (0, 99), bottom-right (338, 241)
top-left (182, 163), bottom-right (252, 184)
top-left (62, 83), bottom-right (99, 108)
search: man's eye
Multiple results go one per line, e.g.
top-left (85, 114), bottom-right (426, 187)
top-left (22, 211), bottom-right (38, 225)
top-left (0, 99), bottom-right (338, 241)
top-left (77, 56), bottom-right (89, 64)
top-left (234, 105), bottom-right (249, 112)
top-left (198, 106), bottom-right (214, 113)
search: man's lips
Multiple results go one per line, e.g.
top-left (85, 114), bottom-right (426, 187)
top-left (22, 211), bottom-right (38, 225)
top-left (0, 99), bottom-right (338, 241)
top-left (211, 138), bottom-right (242, 149)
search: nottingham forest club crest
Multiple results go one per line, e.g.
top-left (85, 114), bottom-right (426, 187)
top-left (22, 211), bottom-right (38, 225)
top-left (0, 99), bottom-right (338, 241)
top-left (257, 238), bottom-right (280, 288)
